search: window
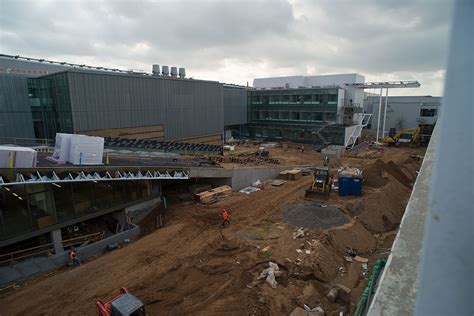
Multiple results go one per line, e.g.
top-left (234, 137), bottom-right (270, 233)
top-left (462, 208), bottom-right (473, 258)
top-left (420, 108), bottom-right (437, 117)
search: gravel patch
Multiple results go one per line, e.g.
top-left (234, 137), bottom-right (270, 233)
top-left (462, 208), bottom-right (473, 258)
top-left (282, 202), bottom-right (349, 229)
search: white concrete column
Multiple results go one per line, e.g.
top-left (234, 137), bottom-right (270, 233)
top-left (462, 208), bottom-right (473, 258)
top-left (51, 229), bottom-right (64, 255)
top-left (382, 88), bottom-right (389, 138)
top-left (375, 88), bottom-right (383, 143)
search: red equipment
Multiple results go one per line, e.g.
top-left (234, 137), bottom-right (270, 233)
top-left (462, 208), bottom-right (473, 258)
top-left (96, 287), bottom-right (146, 316)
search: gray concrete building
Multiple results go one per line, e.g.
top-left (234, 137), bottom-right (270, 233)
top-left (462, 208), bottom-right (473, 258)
top-left (364, 95), bottom-right (441, 135)
top-left (0, 55), bottom-right (248, 144)
top-left (29, 69), bottom-right (224, 144)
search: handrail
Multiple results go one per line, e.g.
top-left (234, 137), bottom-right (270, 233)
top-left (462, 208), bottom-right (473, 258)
top-left (0, 231), bottom-right (104, 264)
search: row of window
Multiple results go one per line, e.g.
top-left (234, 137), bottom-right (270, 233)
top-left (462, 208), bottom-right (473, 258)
top-left (251, 93), bottom-right (338, 104)
top-left (250, 111), bottom-right (337, 122)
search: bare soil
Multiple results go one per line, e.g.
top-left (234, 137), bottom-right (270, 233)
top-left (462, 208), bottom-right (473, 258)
top-left (0, 147), bottom-right (424, 316)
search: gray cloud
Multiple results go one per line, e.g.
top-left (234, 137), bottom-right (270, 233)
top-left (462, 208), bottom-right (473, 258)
top-left (0, 0), bottom-right (453, 95)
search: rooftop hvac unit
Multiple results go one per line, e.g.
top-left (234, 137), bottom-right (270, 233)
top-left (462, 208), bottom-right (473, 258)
top-left (162, 65), bottom-right (169, 76)
top-left (170, 67), bottom-right (178, 77)
top-left (152, 64), bottom-right (160, 76)
top-left (179, 67), bottom-right (186, 78)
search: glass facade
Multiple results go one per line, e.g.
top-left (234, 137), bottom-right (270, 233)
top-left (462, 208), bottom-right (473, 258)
top-left (0, 180), bottom-right (155, 241)
top-left (246, 87), bottom-right (342, 142)
top-left (27, 73), bottom-right (74, 139)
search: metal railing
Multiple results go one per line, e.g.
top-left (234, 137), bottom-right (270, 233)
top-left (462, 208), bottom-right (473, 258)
top-left (0, 137), bottom-right (54, 147)
top-left (0, 231), bottom-right (104, 264)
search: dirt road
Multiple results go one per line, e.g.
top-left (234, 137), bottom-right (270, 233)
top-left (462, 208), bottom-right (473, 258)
top-left (0, 147), bottom-right (422, 315)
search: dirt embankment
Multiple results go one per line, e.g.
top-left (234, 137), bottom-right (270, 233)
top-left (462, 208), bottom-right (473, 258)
top-left (0, 148), bottom-right (422, 316)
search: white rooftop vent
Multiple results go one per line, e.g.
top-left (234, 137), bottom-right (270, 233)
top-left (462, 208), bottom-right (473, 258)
top-left (170, 67), bottom-right (178, 77)
top-left (179, 67), bottom-right (186, 78)
top-left (152, 64), bottom-right (160, 76)
top-left (162, 65), bottom-right (169, 76)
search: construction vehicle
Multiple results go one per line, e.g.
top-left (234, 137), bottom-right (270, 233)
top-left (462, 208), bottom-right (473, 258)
top-left (382, 127), bottom-right (420, 146)
top-left (96, 288), bottom-right (146, 316)
top-left (305, 166), bottom-right (333, 198)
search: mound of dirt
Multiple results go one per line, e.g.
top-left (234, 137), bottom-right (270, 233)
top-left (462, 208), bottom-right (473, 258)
top-left (363, 159), bottom-right (388, 188)
top-left (384, 160), bottom-right (413, 188)
top-left (350, 178), bottom-right (411, 233)
top-left (282, 202), bottom-right (349, 229)
top-left (329, 222), bottom-right (377, 254)
top-left (292, 240), bottom-right (345, 283)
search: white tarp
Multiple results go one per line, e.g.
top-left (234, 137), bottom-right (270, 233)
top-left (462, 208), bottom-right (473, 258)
top-left (68, 134), bottom-right (104, 165)
top-left (52, 133), bottom-right (73, 162)
top-left (50, 133), bottom-right (104, 165)
top-left (0, 146), bottom-right (37, 168)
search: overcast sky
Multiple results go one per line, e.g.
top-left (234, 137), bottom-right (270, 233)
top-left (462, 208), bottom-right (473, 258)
top-left (1, 0), bottom-right (453, 96)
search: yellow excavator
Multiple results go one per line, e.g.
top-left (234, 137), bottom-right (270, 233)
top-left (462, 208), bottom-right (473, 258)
top-left (382, 127), bottom-right (420, 146)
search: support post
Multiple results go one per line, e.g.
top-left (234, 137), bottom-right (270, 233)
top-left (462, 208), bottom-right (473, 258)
top-left (376, 88), bottom-right (383, 143)
top-left (51, 229), bottom-right (64, 255)
top-left (382, 88), bottom-right (389, 139)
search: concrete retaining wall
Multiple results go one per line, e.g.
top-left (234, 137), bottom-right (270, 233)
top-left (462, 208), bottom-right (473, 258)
top-left (190, 165), bottom-right (308, 191)
top-left (230, 166), bottom-right (289, 190)
top-left (0, 225), bottom-right (140, 287)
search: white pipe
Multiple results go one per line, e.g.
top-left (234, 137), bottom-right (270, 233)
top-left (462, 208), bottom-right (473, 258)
top-left (382, 88), bottom-right (389, 138)
top-left (376, 88), bottom-right (383, 143)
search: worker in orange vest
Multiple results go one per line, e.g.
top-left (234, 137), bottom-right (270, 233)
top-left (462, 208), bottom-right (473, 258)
top-left (221, 209), bottom-right (231, 227)
top-left (68, 246), bottom-right (81, 266)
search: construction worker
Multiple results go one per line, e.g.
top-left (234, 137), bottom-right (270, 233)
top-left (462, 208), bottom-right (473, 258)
top-left (221, 209), bottom-right (231, 227)
top-left (68, 246), bottom-right (81, 266)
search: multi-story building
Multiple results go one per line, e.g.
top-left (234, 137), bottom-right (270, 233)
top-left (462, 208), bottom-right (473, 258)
top-left (246, 74), bottom-right (369, 146)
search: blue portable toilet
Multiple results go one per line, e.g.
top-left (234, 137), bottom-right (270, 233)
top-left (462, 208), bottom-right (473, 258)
top-left (338, 175), bottom-right (363, 196)
top-left (352, 177), bottom-right (363, 196)
top-left (338, 175), bottom-right (352, 196)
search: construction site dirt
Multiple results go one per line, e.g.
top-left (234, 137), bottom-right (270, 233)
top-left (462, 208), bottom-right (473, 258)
top-left (0, 146), bottom-right (423, 315)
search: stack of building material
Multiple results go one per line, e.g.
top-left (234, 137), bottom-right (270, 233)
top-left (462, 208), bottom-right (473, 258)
top-left (279, 169), bottom-right (303, 180)
top-left (194, 185), bottom-right (232, 204)
top-left (0, 146), bottom-right (37, 168)
top-left (68, 135), bottom-right (104, 165)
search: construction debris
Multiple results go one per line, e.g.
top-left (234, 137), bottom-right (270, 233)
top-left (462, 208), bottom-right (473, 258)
top-left (239, 187), bottom-right (260, 195)
top-left (267, 179), bottom-right (287, 186)
top-left (293, 227), bottom-right (305, 239)
top-left (257, 262), bottom-right (282, 288)
top-left (327, 284), bottom-right (351, 303)
top-left (290, 306), bottom-right (324, 316)
top-left (354, 256), bottom-right (369, 263)
top-left (304, 304), bottom-right (325, 314)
